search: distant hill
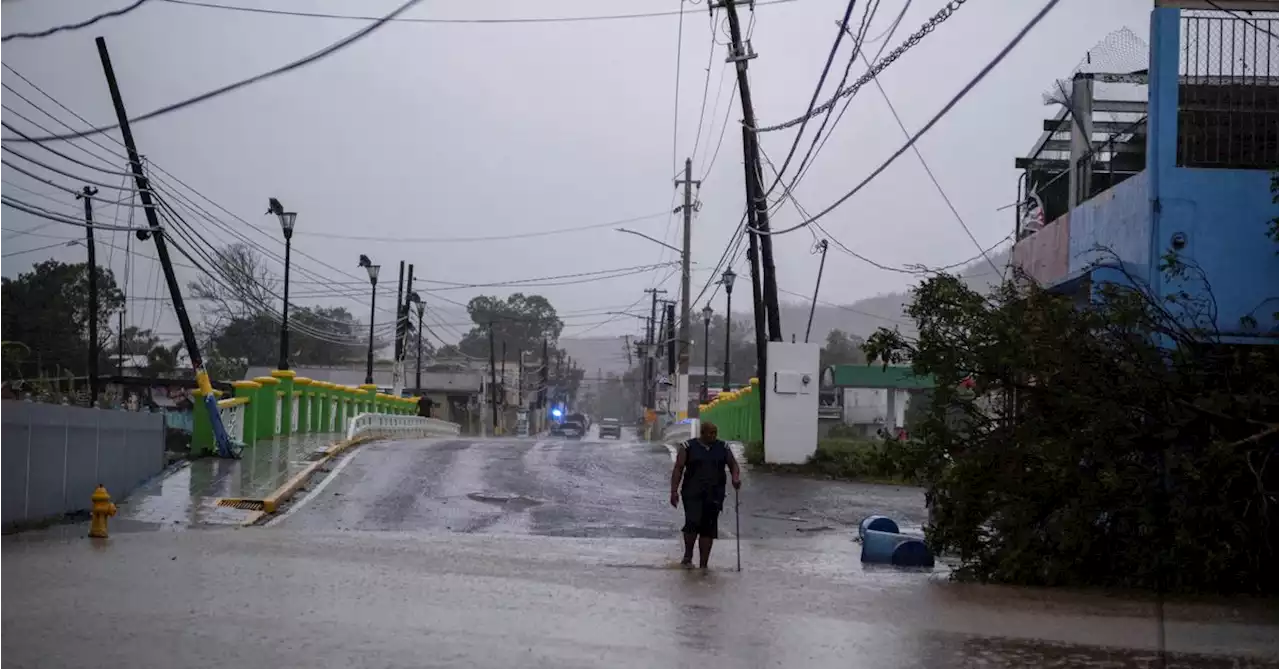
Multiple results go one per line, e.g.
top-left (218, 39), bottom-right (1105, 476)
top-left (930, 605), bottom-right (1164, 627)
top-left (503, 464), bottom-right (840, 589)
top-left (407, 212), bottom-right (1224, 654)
top-left (493, 249), bottom-right (1010, 379)
top-left (785, 248), bottom-right (1010, 343)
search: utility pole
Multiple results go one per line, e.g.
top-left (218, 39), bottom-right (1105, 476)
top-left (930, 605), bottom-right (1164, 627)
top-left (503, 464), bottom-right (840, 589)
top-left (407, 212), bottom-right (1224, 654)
top-left (718, 0), bottom-right (782, 342)
top-left (414, 301), bottom-right (424, 393)
top-left (500, 339), bottom-right (507, 410)
top-left (96, 37), bottom-right (232, 455)
top-left (488, 323), bottom-right (498, 435)
top-left (517, 348), bottom-right (524, 411)
top-left (393, 262), bottom-right (405, 379)
top-left (643, 288), bottom-right (666, 409)
top-left (675, 157), bottom-right (700, 417)
top-left (805, 239), bottom-right (829, 343)
top-left (77, 185), bottom-right (99, 406)
top-left (742, 127), bottom-right (769, 433)
top-left (665, 302), bottom-right (677, 377)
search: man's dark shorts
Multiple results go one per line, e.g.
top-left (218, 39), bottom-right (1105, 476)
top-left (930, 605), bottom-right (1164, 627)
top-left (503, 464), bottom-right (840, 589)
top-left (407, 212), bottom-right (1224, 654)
top-left (681, 493), bottom-right (722, 539)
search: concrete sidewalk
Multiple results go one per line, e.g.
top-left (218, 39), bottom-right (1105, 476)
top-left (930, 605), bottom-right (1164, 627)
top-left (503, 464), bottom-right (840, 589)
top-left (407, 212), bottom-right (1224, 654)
top-left (113, 433), bottom-right (341, 529)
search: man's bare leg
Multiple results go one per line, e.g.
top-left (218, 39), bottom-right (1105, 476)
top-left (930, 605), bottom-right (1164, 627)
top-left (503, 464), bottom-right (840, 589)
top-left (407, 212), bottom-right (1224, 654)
top-left (697, 535), bottom-right (714, 569)
top-left (681, 532), bottom-right (696, 566)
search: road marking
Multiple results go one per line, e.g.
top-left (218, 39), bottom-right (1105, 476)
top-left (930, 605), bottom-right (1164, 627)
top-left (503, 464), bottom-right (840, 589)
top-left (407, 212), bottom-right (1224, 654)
top-left (264, 446), bottom-right (364, 527)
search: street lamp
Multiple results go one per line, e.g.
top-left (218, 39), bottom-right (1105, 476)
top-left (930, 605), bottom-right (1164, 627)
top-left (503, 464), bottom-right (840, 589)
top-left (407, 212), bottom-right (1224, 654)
top-left (408, 291), bottom-right (424, 393)
top-left (359, 255), bottom-right (380, 385)
top-left (720, 268), bottom-right (736, 391)
top-left (701, 303), bottom-right (713, 403)
top-left (270, 201), bottom-right (297, 371)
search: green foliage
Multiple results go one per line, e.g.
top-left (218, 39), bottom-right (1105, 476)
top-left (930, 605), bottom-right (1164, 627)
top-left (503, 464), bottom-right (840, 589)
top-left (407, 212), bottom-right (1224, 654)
top-left (458, 293), bottom-right (562, 360)
top-left (819, 328), bottom-right (866, 369)
top-left (862, 262), bottom-right (1278, 594)
top-left (189, 245), bottom-right (374, 373)
top-left (691, 313), bottom-right (758, 385)
top-left (2, 260), bottom-right (125, 380)
top-left (807, 439), bottom-right (916, 484)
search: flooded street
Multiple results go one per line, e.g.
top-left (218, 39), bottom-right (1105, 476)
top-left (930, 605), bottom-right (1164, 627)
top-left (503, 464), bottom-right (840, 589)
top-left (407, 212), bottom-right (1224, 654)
top-left (4, 433), bottom-right (1274, 668)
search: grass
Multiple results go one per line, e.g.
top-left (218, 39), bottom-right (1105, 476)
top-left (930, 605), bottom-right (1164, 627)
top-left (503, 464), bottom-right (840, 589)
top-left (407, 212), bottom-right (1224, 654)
top-left (743, 438), bottom-right (917, 486)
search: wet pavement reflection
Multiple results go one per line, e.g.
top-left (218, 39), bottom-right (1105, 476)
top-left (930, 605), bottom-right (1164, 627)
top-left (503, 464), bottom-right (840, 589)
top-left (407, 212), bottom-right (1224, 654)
top-left (4, 432), bottom-right (1273, 668)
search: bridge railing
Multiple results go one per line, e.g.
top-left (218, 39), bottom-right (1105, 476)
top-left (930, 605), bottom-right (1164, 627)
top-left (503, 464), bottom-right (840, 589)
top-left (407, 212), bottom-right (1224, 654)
top-left (346, 413), bottom-right (461, 441)
top-left (696, 377), bottom-right (761, 443)
top-left (191, 371), bottom-right (424, 456)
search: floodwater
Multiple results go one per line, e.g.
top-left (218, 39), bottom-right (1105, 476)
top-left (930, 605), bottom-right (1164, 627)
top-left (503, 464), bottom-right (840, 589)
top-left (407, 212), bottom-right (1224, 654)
top-left (4, 431), bottom-right (1273, 668)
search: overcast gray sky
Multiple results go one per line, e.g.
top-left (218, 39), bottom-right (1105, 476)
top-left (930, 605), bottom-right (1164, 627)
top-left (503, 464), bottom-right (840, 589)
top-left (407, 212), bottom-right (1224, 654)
top-left (1, 0), bottom-right (1152, 344)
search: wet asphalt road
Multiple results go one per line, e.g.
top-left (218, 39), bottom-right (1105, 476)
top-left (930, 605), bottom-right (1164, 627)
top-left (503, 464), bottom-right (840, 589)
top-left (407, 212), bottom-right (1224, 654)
top-left (273, 428), bottom-right (930, 542)
top-left (4, 431), bottom-right (1275, 668)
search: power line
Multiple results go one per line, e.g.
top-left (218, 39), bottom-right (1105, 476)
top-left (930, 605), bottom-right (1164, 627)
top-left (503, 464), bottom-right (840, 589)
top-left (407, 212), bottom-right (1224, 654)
top-left (671, 0), bottom-right (687, 175)
top-left (761, 0), bottom-right (869, 198)
top-left (854, 44), bottom-right (999, 275)
top-left (755, 0), bottom-right (1064, 237)
top-left (7, 0), bottom-right (427, 144)
top-left (768, 0), bottom-right (905, 214)
top-left (777, 287), bottom-right (908, 324)
top-left (0, 195), bottom-right (152, 231)
top-left (161, 0), bottom-right (798, 26)
top-left (768, 0), bottom-right (911, 209)
top-left (1, 239), bottom-right (79, 258)
top-left (1, 0), bottom-right (151, 42)
top-left (289, 210), bottom-right (673, 243)
top-left (752, 0), bottom-right (971, 133)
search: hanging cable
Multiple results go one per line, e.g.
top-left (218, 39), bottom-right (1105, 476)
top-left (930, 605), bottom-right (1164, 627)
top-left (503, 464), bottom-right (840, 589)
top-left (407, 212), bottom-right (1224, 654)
top-left (753, 0), bottom-right (1063, 237)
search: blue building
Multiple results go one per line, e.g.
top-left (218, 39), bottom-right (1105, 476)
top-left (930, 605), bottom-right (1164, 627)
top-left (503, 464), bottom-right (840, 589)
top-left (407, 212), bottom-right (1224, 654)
top-left (1011, 2), bottom-right (1277, 343)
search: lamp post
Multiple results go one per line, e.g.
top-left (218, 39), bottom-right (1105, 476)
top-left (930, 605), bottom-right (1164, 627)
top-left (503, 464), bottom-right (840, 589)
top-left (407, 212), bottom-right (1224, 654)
top-left (700, 304), bottom-right (713, 402)
top-left (720, 268), bottom-right (736, 391)
top-left (359, 256), bottom-right (380, 385)
top-left (270, 203), bottom-right (297, 371)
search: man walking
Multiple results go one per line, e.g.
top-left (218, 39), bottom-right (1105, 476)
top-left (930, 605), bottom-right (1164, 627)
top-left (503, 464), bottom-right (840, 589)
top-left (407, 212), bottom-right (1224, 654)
top-left (669, 421), bottom-right (741, 569)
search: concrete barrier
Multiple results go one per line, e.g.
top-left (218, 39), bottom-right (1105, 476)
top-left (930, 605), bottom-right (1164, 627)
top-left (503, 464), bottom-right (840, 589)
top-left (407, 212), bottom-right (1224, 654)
top-left (858, 515), bottom-right (935, 568)
top-left (345, 413), bottom-right (461, 441)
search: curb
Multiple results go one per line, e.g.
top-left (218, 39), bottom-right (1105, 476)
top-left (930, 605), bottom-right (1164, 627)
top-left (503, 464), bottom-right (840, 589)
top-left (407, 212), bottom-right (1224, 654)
top-left (215, 435), bottom-right (380, 519)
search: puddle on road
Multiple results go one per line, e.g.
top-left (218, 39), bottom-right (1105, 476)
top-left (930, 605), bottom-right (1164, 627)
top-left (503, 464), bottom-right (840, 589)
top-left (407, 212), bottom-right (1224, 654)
top-left (465, 492), bottom-right (543, 509)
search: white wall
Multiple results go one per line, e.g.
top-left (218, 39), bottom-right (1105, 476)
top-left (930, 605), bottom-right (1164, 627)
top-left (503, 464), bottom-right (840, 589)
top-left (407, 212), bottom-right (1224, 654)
top-left (841, 388), bottom-right (909, 428)
top-left (763, 342), bottom-right (821, 465)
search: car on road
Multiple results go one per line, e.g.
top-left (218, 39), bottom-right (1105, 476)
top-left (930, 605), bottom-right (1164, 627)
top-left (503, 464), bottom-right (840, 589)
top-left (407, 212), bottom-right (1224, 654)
top-left (549, 421), bottom-right (564, 436)
top-left (560, 420), bottom-right (585, 439)
top-left (598, 418), bottom-right (622, 439)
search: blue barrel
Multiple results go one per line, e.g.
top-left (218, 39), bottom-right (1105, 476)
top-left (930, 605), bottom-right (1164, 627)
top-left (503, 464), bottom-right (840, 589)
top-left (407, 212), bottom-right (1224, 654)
top-left (860, 529), bottom-right (935, 568)
top-left (858, 515), bottom-right (900, 539)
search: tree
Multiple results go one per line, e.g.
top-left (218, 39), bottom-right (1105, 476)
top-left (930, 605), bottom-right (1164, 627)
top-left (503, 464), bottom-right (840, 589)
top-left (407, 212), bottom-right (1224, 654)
top-left (189, 243), bottom-right (278, 328)
top-left (863, 256), bottom-right (1277, 595)
top-left (456, 293), bottom-right (563, 359)
top-left (819, 328), bottom-right (866, 369)
top-left (690, 314), bottom-right (757, 385)
top-left (2, 260), bottom-right (125, 380)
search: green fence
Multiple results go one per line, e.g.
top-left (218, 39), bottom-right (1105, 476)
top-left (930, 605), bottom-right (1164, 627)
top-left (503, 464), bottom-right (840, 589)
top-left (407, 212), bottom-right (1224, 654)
top-left (697, 377), bottom-right (761, 443)
top-left (191, 370), bottom-right (419, 456)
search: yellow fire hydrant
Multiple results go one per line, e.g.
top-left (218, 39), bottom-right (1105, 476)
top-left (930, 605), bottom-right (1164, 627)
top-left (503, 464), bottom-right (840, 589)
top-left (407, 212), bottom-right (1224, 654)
top-left (88, 484), bottom-right (117, 538)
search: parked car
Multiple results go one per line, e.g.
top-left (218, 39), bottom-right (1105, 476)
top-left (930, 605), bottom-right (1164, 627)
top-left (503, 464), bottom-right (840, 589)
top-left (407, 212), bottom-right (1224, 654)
top-left (549, 421), bottom-right (564, 436)
top-left (560, 420), bottom-right (585, 439)
top-left (599, 418), bottom-right (622, 439)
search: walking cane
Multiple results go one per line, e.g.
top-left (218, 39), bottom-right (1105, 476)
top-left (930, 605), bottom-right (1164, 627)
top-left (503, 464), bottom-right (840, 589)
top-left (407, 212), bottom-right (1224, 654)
top-left (734, 486), bottom-right (741, 572)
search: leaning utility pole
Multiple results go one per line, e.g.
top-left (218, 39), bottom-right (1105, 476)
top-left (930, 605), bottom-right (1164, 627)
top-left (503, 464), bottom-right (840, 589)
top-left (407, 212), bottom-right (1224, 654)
top-left (77, 185), bottom-right (99, 406)
top-left (96, 37), bottom-right (233, 456)
top-left (675, 157), bottom-right (700, 417)
top-left (717, 0), bottom-right (782, 342)
top-left (742, 127), bottom-right (769, 434)
top-left (805, 239), bottom-right (829, 343)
